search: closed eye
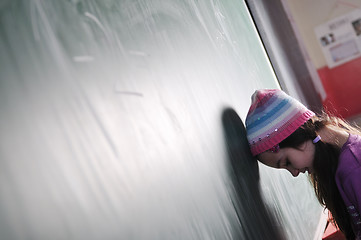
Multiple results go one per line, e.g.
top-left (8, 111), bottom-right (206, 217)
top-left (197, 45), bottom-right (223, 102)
top-left (285, 159), bottom-right (290, 167)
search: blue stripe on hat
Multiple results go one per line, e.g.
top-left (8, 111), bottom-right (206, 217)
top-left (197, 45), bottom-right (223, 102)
top-left (246, 98), bottom-right (290, 134)
top-left (246, 94), bottom-right (283, 124)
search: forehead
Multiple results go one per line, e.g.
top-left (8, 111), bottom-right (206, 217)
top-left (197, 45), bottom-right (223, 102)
top-left (258, 151), bottom-right (281, 168)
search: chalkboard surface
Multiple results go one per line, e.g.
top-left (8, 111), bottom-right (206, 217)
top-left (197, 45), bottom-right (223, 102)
top-left (0, 0), bottom-right (323, 239)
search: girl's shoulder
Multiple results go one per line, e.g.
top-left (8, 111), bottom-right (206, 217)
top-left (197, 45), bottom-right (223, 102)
top-left (340, 134), bottom-right (361, 154)
top-left (337, 134), bottom-right (361, 178)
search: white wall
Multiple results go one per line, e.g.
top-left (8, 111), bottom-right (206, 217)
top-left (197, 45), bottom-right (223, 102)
top-left (283, 0), bottom-right (361, 68)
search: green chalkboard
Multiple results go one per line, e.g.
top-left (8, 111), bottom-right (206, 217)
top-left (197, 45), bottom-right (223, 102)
top-left (0, 0), bottom-right (323, 239)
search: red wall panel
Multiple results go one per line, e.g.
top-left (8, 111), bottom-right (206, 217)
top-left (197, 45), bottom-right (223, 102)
top-left (317, 57), bottom-right (361, 119)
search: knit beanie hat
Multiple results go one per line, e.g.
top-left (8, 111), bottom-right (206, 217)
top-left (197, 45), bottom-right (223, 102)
top-left (245, 89), bottom-right (315, 156)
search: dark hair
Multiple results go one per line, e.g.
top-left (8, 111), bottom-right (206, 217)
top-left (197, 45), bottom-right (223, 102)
top-left (279, 113), bottom-right (358, 240)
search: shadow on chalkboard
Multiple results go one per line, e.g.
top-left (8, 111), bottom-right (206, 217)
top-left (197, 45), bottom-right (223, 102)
top-left (222, 108), bottom-right (285, 240)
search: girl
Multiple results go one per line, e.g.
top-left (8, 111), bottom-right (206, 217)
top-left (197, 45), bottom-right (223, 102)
top-left (245, 89), bottom-right (361, 240)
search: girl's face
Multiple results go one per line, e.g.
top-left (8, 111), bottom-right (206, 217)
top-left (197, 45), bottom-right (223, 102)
top-left (258, 140), bottom-right (315, 177)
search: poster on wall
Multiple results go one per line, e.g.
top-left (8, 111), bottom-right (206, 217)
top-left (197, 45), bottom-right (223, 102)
top-left (315, 9), bottom-right (361, 68)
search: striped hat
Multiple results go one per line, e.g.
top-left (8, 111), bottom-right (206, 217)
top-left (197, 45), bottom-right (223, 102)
top-left (245, 89), bottom-right (315, 156)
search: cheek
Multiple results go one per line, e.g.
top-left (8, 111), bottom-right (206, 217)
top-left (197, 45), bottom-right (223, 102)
top-left (304, 147), bottom-right (315, 165)
top-left (289, 149), bottom-right (313, 168)
top-left (301, 141), bottom-right (315, 165)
